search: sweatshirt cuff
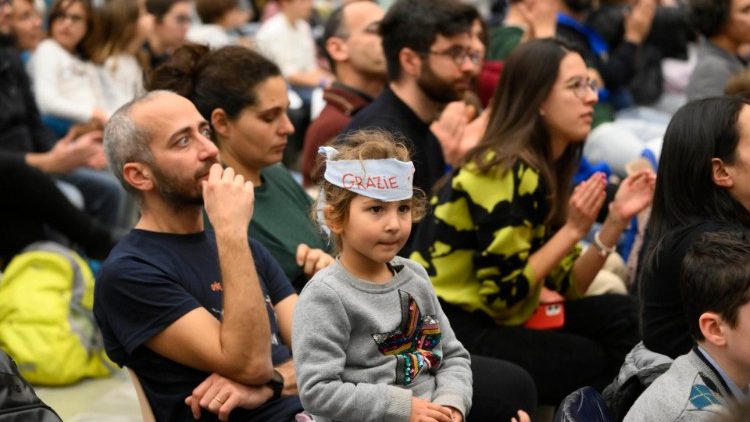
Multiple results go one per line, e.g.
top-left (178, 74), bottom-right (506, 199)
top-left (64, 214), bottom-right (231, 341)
top-left (434, 392), bottom-right (468, 419)
top-left (384, 386), bottom-right (413, 422)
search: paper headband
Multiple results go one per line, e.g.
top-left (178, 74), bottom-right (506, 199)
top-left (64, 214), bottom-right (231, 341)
top-left (319, 146), bottom-right (415, 202)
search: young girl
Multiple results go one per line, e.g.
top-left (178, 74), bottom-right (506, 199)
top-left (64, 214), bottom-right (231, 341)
top-left (292, 131), bottom-right (473, 422)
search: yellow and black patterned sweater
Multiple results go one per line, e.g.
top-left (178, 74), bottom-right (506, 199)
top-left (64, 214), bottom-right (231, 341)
top-left (410, 159), bottom-right (582, 326)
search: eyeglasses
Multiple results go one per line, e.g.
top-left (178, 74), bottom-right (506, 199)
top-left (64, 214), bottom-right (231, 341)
top-left (53, 12), bottom-right (85, 24)
top-left (566, 78), bottom-right (599, 99)
top-left (422, 47), bottom-right (482, 67)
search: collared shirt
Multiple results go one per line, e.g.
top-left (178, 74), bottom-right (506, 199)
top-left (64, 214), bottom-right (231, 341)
top-left (696, 346), bottom-right (749, 400)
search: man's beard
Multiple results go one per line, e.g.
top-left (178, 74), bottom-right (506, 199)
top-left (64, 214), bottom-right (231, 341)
top-left (416, 62), bottom-right (466, 104)
top-left (151, 160), bottom-right (217, 209)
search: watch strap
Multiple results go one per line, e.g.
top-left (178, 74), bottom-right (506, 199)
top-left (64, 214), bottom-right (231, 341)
top-left (268, 369), bottom-right (284, 401)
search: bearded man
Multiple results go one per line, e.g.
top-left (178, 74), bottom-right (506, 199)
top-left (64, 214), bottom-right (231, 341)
top-left (94, 91), bottom-right (303, 422)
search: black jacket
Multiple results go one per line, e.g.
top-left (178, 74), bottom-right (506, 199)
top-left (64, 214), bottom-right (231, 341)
top-left (0, 37), bottom-right (57, 156)
top-left (587, 5), bottom-right (692, 105)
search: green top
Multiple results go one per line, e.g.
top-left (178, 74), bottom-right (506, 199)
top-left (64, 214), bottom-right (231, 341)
top-left (410, 159), bottom-right (582, 326)
top-left (205, 164), bottom-right (328, 291)
top-left (487, 25), bottom-right (524, 61)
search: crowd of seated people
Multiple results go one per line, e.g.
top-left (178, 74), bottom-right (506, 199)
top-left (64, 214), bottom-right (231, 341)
top-left (5, 0), bottom-right (750, 420)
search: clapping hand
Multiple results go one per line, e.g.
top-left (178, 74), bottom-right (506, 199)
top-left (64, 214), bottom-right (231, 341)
top-left (609, 169), bottom-right (656, 224)
top-left (564, 172), bottom-right (607, 239)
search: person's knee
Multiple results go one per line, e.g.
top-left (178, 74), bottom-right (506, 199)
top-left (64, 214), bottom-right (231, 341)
top-left (472, 355), bottom-right (537, 411)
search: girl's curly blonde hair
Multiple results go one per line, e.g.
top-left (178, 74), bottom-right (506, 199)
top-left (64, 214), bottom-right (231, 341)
top-left (314, 130), bottom-right (427, 253)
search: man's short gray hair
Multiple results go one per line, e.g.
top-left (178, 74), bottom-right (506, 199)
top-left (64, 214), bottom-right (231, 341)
top-left (104, 90), bottom-right (172, 195)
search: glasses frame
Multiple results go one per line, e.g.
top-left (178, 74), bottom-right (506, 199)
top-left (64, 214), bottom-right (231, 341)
top-left (566, 78), bottom-right (600, 99)
top-left (421, 47), bottom-right (482, 67)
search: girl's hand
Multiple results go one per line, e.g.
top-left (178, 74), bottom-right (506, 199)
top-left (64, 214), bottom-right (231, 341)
top-left (564, 172), bottom-right (607, 239)
top-left (609, 169), bottom-right (656, 224)
top-left (512, 409), bottom-right (531, 422)
top-left (447, 406), bottom-right (463, 422)
top-left (409, 397), bottom-right (453, 422)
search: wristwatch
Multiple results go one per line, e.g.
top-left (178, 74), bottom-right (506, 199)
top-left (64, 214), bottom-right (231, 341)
top-left (267, 369), bottom-right (284, 401)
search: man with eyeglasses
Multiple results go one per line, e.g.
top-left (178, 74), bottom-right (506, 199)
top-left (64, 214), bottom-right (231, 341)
top-left (342, 0), bottom-right (479, 203)
top-left (300, 1), bottom-right (386, 187)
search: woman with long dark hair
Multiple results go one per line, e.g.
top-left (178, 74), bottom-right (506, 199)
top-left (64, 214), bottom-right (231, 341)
top-left (640, 96), bottom-right (750, 359)
top-left (410, 38), bottom-right (655, 404)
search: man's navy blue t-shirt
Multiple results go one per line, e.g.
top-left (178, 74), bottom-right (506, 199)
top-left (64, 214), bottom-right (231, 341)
top-left (94, 229), bottom-right (302, 421)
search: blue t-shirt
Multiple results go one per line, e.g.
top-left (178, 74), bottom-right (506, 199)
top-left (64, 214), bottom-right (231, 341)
top-left (94, 229), bottom-right (302, 422)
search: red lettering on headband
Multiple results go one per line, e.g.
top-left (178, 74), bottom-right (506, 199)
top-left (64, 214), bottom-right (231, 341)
top-left (342, 173), bottom-right (355, 189)
top-left (340, 174), bottom-right (404, 190)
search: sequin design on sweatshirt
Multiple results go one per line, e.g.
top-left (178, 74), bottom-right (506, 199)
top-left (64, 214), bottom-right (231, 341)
top-left (371, 290), bottom-right (442, 385)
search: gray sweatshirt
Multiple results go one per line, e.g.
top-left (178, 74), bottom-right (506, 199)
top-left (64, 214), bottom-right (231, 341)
top-left (686, 37), bottom-right (746, 101)
top-left (292, 257), bottom-right (473, 422)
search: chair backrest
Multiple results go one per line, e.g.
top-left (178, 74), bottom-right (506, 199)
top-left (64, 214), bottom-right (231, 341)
top-left (126, 368), bottom-right (156, 422)
top-left (553, 386), bottom-right (614, 422)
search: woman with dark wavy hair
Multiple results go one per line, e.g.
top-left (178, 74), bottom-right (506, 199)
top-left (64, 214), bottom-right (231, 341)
top-left (640, 96), bottom-right (750, 359)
